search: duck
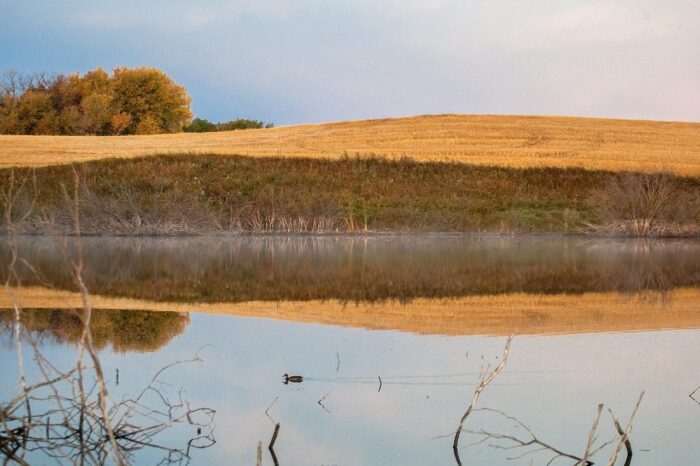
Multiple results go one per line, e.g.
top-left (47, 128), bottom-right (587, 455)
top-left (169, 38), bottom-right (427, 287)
top-left (283, 373), bottom-right (303, 384)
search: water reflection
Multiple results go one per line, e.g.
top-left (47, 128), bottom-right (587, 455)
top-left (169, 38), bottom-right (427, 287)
top-left (3, 313), bottom-right (692, 465)
top-left (1, 236), bottom-right (699, 303)
top-left (0, 308), bottom-right (189, 352)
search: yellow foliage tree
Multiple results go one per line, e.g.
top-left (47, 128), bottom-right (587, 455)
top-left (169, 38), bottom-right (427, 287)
top-left (111, 67), bottom-right (192, 134)
top-left (0, 66), bottom-right (193, 135)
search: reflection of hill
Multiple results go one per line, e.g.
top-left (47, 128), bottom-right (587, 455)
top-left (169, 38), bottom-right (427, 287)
top-left (3, 286), bottom-right (699, 336)
top-left (0, 308), bottom-right (190, 352)
top-left (2, 237), bottom-right (699, 303)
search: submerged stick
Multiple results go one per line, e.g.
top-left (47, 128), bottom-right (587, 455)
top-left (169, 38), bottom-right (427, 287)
top-left (453, 335), bottom-right (512, 466)
top-left (611, 413), bottom-right (633, 466)
top-left (268, 423), bottom-right (280, 466)
top-left (581, 404), bottom-right (604, 465)
top-left (606, 391), bottom-right (644, 466)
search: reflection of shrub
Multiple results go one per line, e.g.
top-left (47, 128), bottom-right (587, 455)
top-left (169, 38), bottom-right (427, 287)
top-left (588, 172), bottom-right (699, 236)
top-left (0, 309), bottom-right (190, 353)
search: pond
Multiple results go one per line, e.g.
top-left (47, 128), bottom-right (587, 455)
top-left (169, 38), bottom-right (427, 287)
top-left (1, 235), bottom-right (699, 465)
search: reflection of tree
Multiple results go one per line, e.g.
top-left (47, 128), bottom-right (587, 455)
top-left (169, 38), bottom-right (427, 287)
top-left (0, 308), bottom-right (190, 353)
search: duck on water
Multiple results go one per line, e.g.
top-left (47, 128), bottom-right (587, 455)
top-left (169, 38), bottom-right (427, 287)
top-left (283, 373), bottom-right (303, 384)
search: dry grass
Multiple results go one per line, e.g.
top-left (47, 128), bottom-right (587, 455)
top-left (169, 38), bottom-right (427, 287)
top-left (2, 114), bottom-right (700, 176)
top-left (3, 286), bottom-right (699, 336)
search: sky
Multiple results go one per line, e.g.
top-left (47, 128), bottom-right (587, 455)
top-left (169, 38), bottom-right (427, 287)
top-left (1, 0), bottom-right (699, 125)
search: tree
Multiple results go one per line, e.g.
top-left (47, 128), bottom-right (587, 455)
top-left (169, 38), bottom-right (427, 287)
top-left (10, 90), bottom-right (59, 135)
top-left (110, 112), bottom-right (132, 135)
top-left (184, 117), bottom-right (217, 132)
top-left (135, 115), bottom-right (159, 135)
top-left (0, 66), bottom-right (194, 136)
top-left (80, 93), bottom-right (112, 134)
top-left (111, 67), bottom-right (192, 134)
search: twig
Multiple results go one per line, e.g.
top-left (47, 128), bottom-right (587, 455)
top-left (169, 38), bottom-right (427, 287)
top-left (460, 408), bottom-right (597, 466)
top-left (606, 391), bottom-right (644, 466)
top-left (453, 335), bottom-right (512, 466)
top-left (268, 423), bottom-right (280, 466)
top-left (610, 411), bottom-right (633, 466)
top-left (690, 385), bottom-right (700, 405)
top-left (264, 396), bottom-right (279, 424)
top-left (317, 392), bottom-right (331, 413)
top-left (581, 404), bottom-right (604, 465)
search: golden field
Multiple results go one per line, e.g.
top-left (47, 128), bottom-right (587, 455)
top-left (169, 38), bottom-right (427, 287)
top-left (1, 114), bottom-right (700, 175)
top-left (4, 286), bottom-right (700, 336)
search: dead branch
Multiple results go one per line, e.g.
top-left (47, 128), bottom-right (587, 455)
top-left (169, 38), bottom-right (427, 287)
top-left (606, 391), bottom-right (644, 466)
top-left (268, 423), bottom-right (280, 466)
top-left (460, 408), bottom-right (600, 466)
top-left (453, 334), bottom-right (512, 466)
top-left (317, 392), bottom-right (331, 413)
top-left (610, 412), bottom-right (633, 466)
top-left (690, 385), bottom-right (700, 405)
top-left (581, 404), bottom-right (604, 465)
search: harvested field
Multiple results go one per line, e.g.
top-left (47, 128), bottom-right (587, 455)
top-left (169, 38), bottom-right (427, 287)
top-left (3, 286), bottom-right (699, 336)
top-left (2, 114), bottom-right (700, 176)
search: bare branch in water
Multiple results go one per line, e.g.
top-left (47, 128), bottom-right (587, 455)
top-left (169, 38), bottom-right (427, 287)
top-left (581, 404), bottom-right (604, 465)
top-left (268, 423), bottom-right (280, 466)
top-left (317, 392), bottom-right (331, 413)
top-left (453, 334), bottom-right (512, 466)
top-left (610, 411), bottom-right (633, 466)
top-left (265, 397), bottom-right (279, 424)
top-left (460, 408), bottom-right (605, 466)
top-left (606, 392), bottom-right (644, 466)
top-left (690, 385), bottom-right (700, 405)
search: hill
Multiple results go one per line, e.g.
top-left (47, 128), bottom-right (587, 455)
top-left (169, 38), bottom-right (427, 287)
top-left (1, 114), bottom-right (699, 176)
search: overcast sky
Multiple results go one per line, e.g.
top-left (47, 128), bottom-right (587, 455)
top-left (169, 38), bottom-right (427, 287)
top-left (2, 0), bottom-right (698, 124)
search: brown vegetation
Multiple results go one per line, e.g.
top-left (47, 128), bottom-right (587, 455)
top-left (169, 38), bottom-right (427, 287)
top-left (587, 172), bottom-right (700, 235)
top-left (1, 154), bottom-right (698, 235)
top-left (1, 114), bottom-right (699, 175)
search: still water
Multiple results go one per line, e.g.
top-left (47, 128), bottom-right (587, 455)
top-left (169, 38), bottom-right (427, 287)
top-left (1, 235), bottom-right (699, 465)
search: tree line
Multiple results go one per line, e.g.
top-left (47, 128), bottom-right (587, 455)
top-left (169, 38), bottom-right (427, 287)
top-left (0, 66), bottom-right (272, 135)
top-left (184, 117), bottom-right (273, 132)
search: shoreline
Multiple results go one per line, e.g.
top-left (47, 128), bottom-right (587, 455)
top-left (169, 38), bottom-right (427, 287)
top-left (2, 231), bottom-right (700, 238)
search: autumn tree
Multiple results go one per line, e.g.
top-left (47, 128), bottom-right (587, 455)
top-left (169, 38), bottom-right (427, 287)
top-left (0, 66), bottom-right (193, 135)
top-left (111, 67), bottom-right (192, 134)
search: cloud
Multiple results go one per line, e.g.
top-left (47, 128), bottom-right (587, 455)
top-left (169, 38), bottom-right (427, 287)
top-left (1, 0), bottom-right (698, 123)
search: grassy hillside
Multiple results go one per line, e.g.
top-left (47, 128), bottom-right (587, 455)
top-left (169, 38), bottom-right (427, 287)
top-left (1, 154), bottom-right (699, 235)
top-left (2, 114), bottom-right (700, 176)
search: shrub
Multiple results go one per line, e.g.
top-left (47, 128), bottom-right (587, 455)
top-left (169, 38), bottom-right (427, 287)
top-left (587, 172), bottom-right (699, 236)
top-left (184, 118), bottom-right (273, 132)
